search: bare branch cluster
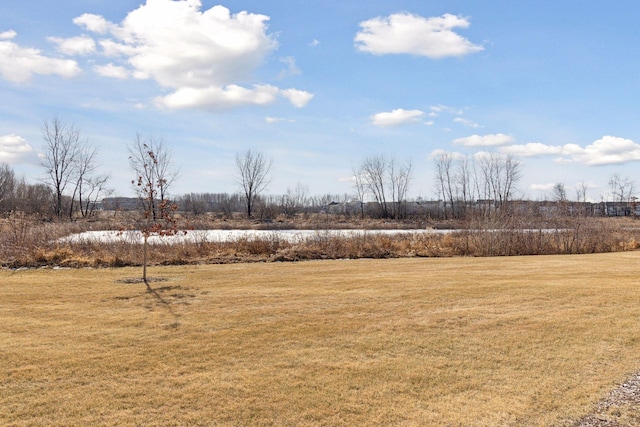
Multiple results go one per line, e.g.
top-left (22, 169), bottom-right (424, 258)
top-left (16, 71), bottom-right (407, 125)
top-left (433, 151), bottom-right (522, 219)
top-left (353, 154), bottom-right (412, 219)
top-left (41, 116), bottom-right (110, 219)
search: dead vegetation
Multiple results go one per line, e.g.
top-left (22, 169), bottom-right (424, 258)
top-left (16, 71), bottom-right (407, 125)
top-left (2, 213), bottom-right (640, 269)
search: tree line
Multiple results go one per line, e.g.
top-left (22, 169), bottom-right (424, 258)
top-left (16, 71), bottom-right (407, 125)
top-left (0, 116), bottom-right (638, 221)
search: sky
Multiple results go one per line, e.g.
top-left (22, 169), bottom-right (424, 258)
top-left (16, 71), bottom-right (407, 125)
top-left (1, 0), bottom-right (640, 202)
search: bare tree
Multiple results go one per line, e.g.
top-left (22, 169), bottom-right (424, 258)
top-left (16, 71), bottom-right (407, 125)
top-left (0, 163), bottom-right (15, 213)
top-left (79, 173), bottom-right (111, 218)
top-left (281, 182), bottom-right (308, 218)
top-left (389, 158), bottom-right (412, 219)
top-left (575, 181), bottom-right (589, 203)
top-left (433, 152), bottom-right (456, 219)
top-left (14, 180), bottom-right (54, 216)
top-left (359, 155), bottom-right (389, 218)
top-left (351, 166), bottom-right (368, 219)
top-left (476, 152), bottom-right (521, 212)
top-left (128, 139), bottom-right (181, 290)
top-left (608, 174), bottom-right (635, 203)
top-left (552, 182), bottom-right (567, 202)
top-left (129, 135), bottom-right (177, 220)
top-left (41, 117), bottom-right (83, 218)
top-left (356, 155), bottom-right (412, 219)
top-left (236, 149), bottom-right (272, 218)
top-left (67, 143), bottom-right (110, 219)
top-left (455, 156), bottom-right (476, 218)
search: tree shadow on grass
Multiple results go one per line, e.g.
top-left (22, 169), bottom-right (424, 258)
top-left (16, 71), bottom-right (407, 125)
top-left (116, 277), bottom-right (180, 319)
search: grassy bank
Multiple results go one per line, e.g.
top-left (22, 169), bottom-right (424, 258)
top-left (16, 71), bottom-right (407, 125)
top-left (2, 253), bottom-right (640, 425)
top-left (2, 215), bottom-right (639, 268)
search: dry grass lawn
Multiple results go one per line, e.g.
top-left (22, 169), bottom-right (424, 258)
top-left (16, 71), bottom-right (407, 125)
top-left (2, 252), bottom-right (640, 426)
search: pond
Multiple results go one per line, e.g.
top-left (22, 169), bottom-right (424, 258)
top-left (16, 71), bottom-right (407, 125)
top-left (61, 228), bottom-right (450, 245)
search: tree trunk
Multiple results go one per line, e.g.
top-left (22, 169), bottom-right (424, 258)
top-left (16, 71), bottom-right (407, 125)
top-left (143, 235), bottom-right (151, 291)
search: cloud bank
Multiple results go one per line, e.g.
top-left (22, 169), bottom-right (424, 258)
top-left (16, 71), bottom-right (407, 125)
top-left (77, 1), bottom-right (313, 110)
top-left (501, 136), bottom-right (640, 165)
top-left (449, 133), bottom-right (640, 167)
top-left (0, 0), bottom-right (313, 110)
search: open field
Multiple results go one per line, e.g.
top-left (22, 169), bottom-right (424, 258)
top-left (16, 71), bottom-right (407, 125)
top-left (2, 253), bottom-right (640, 426)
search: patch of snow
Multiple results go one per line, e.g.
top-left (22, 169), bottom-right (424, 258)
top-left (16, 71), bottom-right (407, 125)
top-left (60, 229), bottom-right (440, 245)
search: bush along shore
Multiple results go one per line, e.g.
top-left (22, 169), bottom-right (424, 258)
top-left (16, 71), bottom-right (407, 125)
top-left (2, 212), bottom-right (640, 269)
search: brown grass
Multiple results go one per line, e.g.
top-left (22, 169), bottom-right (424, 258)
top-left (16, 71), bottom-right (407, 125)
top-left (2, 252), bottom-right (640, 426)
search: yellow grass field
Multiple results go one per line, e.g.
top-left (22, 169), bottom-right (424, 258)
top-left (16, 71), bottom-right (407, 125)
top-left (2, 252), bottom-right (640, 426)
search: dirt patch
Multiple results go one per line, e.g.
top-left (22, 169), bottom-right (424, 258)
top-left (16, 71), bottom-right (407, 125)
top-left (116, 277), bottom-right (169, 284)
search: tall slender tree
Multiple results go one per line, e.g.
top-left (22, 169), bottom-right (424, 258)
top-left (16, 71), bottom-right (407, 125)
top-left (236, 149), bottom-right (272, 218)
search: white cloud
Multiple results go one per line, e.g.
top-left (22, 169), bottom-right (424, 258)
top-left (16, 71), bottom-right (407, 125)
top-left (0, 30), bottom-right (17, 40)
top-left (157, 84), bottom-right (278, 110)
top-left (371, 108), bottom-right (425, 127)
top-left (93, 63), bottom-right (129, 79)
top-left (266, 117), bottom-right (294, 124)
top-left (453, 117), bottom-right (480, 128)
top-left (0, 134), bottom-right (36, 164)
top-left (500, 142), bottom-right (565, 157)
top-left (0, 32), bottom-right (81, 83)
top-left (355, 13), bottom-right (483, 58)
top-left (454, 133), bottom-right (514, 147)
top-left (309, 39), bottom-right (320, 47)
top-left (573, 136), bottom-right (640, 165)
top-left (530, 183), bottom-right (556, 192)
top-left (281, 88), bottom-right (314, 107)
top-left (278, 56), bottom-right (301, 78)
top-left (75, 1), bottom-right (312, 110)
top-left (500, 136), bottom-right (640, 165)
top-left (48, 35), bottom-right (96, 56)
top-left (429, 104), bottom-right (463, 117)
top-left (73, 13), bottom-right (113, 34)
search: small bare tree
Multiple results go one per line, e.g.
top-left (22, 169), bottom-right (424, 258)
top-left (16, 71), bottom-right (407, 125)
top-left (455, 156), bottom-right (476, 218)
top-left (352, 166), bottom-right (368, 219)
top-left (129, 138), bottom-right (181, 290)
top-left (281, 182), bottom-right (308, 218)
top-left (433, 152), bottom-right (456, 219)
top-left (0, 163), bottom-right (15, 213)
top-left (575, 181), bottom-right (589, 203)
top-left (79, 173), bottom-right (111, 218)
top-left (67, 143), bottom-right (110, 219)
top-left (129, 135), bottom-right (178, 220)
top-left (389, 158), bottom-right (412, 219)
top-left (236, 149), bottom-right (272, 219)
top-left (552, 182), bottom-right (567, 202)
top-left (608, 174), bottom-right (635, 203)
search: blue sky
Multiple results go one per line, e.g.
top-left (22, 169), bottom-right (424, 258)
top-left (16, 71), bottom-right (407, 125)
top-left (1, 0), bottom-right (640, 201)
